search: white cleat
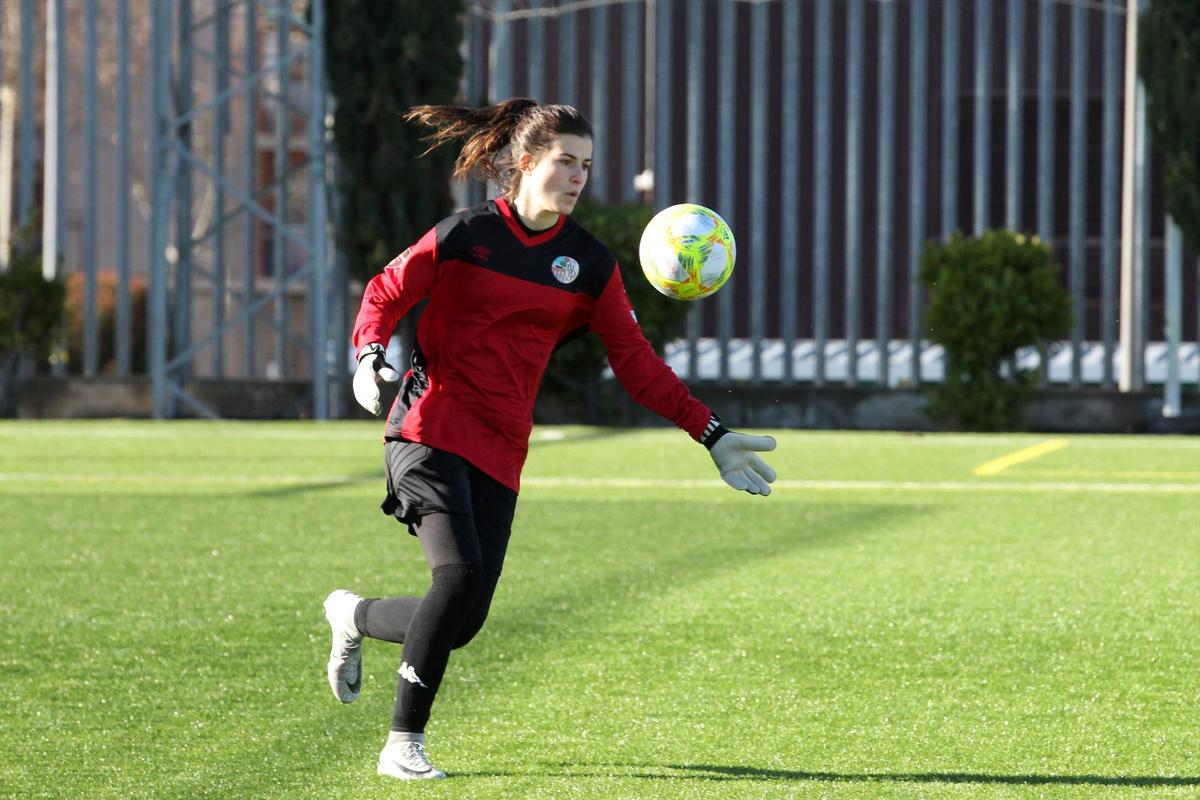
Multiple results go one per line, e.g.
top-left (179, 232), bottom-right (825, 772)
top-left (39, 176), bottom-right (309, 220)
top-left (377, 737), bottom-right (447, 780)
top-left (323, 589), bottom-right (363, 703)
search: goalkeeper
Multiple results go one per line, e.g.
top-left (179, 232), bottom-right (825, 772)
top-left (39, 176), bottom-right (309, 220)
top-left (323, 98), bottom-right (776, 781)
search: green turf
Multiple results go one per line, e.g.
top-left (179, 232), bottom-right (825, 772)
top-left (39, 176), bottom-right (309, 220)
top-left (1, 421), bottom-right (1197, 799)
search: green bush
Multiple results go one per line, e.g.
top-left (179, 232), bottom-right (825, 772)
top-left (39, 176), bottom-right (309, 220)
top-left (920, 230), bottom-right (1072, 431)
top-left (0, 217), bottom-right (66, 415)
top-left (542, 197), bottom-right (692, 406)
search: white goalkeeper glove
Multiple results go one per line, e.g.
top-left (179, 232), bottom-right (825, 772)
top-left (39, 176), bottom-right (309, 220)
top-left (704, 422), bottom-right (777, 496)
top-left (353, 343), bottom-right (400, 416)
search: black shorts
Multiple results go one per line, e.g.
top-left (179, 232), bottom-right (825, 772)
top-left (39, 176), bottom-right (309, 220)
top-left (381, 438), bottom-right (518, 543)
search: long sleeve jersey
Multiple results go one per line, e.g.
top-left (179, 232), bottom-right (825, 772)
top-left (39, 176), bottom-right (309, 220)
top-left (352, 197), bottom-right (715, 492)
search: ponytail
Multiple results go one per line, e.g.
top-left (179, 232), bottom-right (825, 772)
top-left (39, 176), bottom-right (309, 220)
top-left (404, 98), bottom-right (593, 198)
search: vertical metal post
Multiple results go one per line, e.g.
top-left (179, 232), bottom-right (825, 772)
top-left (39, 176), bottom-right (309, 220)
top-left (877, 0), bottom-right (897, 387)
top-left (1100, 0), bottom-right (1120, 388)
top-left (1120, 0), bottom-right (1145, 391)
top-left (1068, 1), bottom-right (1088, 388)
top-left (621, 2), bottom-right (640, 201)
top-left (273, 0), bottom-right (289, 378)
top-left (528, 1), bottom-right (545, 101)
top-left (750, 0), bottom-right (767, 383)
top-left (17, 0), bottom-right (35, 225)
top-left (244, 0), bottom-right (259, 376)
top-left (909, 0), bottom-right (928, 384)
top-left (781, 0), bottom-right (800, 384)
top-left (84, 0), bottom-right (99, 376)
top-left (1004, 0), bottom-right (1024, 229)
top-left (41, 0), bottom-right (62, 282)
top-left (1163, 219), bottom-right (1182, 417)
top-left (716, 0), bottom-right (735, 381)
top-left (174, 0), bottom-right (194, 392)
top-left (309, 0), bottom-right (328, 420)
top-left (466, 9), bottom-right (487, 205)
top-left (213, 1), bottom-right (230, 377)
top-left (590, 4), bottom-right (608, 201)
top-left (560, 7), bottom-right (577, 105)
top-left (941, 0), bottom-right (959, 239)
top-left (973, 0), bottom-right (992, 234)
top-left (653, 0), bottom-right (671, 206)
top-left (1036, 0), bottom-right (1055, 241)
top-left (490, 0), bottom-right (512, 103)
top-left (845, 0), bottom-right (863, 386)
top-left (685, 0), bottom-right (705, 380)
top-left (814, 0), bottom-right (832, 384)
top-left (116, 0), bottom-right (132, 375)
top-left (149, 0), bottom-right (172, 417)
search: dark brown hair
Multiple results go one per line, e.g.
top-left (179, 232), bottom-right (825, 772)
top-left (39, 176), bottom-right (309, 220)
top-left (404, 98), bottom-right (593, 198)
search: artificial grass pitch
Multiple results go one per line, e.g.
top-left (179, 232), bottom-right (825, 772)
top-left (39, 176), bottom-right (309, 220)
top-left (1, 421), bottom-right (1197, 799)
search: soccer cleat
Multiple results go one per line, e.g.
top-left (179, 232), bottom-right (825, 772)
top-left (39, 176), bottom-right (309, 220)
top-left (377, 737), bottom-right (446, 780)
top-left (323, 589), bottom-right (364, 703)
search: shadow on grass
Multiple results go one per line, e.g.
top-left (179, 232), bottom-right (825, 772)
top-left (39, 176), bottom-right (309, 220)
top-left (454, 763), bottom-right (1200, 788)
top-left (662, 763), bottom-right (1200, 787)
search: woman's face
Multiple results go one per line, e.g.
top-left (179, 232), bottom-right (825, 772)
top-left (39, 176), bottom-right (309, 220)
top-left (518, 134), bottom-right (592, 219)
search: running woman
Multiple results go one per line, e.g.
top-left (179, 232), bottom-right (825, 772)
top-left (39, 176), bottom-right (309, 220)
top-left (323, 98), bottom-right (777, 780)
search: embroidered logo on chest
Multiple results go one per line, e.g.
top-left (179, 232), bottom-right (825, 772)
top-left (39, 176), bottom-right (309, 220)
top-left (550, 256), bottom-right (580, 284)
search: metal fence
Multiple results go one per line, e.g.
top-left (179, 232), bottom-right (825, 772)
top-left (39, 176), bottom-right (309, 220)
top-left (468, 0), bottom-right (1197, 410)
top-left (1, 0), bottom-right (1196, 421)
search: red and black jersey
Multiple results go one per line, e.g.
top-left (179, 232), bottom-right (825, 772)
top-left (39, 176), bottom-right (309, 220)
top-left (352, 197), bottom-right (714, 492)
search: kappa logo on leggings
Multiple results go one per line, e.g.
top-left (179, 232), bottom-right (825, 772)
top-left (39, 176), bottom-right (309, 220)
top-left (399, 661), bottom-right (429, 688)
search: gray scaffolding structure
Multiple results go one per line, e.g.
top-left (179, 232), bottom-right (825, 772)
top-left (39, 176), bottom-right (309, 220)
top-left (147, 0), bottom-right (336, 419)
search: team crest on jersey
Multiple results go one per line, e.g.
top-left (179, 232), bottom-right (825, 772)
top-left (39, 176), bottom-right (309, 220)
top-left (550, 256), bottom-right (580, 284)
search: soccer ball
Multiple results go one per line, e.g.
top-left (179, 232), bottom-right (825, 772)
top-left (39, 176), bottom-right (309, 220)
top-left (638, 204), bottom-right (736, 301)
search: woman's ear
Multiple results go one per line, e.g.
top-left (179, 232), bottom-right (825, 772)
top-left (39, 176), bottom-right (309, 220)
top-left (517, 151), bottom-right (535, 175)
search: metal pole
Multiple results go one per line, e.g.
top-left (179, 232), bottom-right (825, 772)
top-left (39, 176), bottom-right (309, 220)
top-left (1036, 0), bottom-right (1055, 242)
top-left (814, 0), bottom-right (832, 385)
top-left (781, 0), bottom-right (801, 384)
top-left (750, 0), bottom-right (767, 383)
top-left (244, 0), bottom-right (259, 376)
top-left (41, 0), bottom-right (61, 282)
top-left (845, 0), bottom-right (863, 386)
top-left (174, 0), bottom-right (195, 392)
top-left (213, 1), bottom-right (230, 378)
top-left (18, 0), bottom-right (35, 225)
top-left (1100, 0), bottom-right (1119, 388)
top-left (653, 0), bottom-right (671, 205)
top-left (877, 0), bottom-right (897, 387)
top-left (84, 0), bottom-right (99, 376)
top-left (973, 0), bottom-right (992, 234)
top-left (716, 0), bottom-right (735, 381)
top-left (561, 5), bottom-right (577, 105)
top-left (1068, 1), bottom-right (1088, 388)
top-left (591, 3), bottom-right (608, 201)
top-left (909, 0), bottom-right (928, 385)
top-left (309, 0), bottom-right (328, 420)
top-left (116, 0), bottom-right (132, 375)
top-left (274, 0), bottom-right (289, 378)
top-left (490, 0), bottom-right (512, 103)
top-left (528, 1), bottom-right (545, 101)
top-left (1004, 0), bottom-right (1024, 229)
top-left (1163, 219), bottom-right (1182, 417)
top-left (685, 0), bottom-right (705, 381)
top-left (1119, 0), bottom-right (1141, 391)
top-left (149, 0), bottom-right (172, 418)
top-left (621, 2), bottom-right (639, 202)
top-left (941, 0), bottom-right (959, 240)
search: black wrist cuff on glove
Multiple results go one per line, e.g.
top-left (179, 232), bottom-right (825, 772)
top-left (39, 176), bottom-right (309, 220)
top-left (358, 343), bottom-right (384, 363)
top-left (699, 415), bottom-right (730, 451)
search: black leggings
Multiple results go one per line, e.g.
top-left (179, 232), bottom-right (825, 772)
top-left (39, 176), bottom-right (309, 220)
top-left (354, 443), bottom-right (516, 733)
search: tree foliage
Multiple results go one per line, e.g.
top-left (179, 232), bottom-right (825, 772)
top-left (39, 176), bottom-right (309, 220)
top-left (920, 231), bottom-right (1072, 431)
top-left (0, 217), bottom-right (65, 415)
top-left (324, 1), bottom-right (464, 281)
top-left (1140, 0), bottom-right (1200, 252)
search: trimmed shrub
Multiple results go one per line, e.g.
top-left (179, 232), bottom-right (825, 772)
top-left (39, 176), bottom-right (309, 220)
top-left (920, 230), bottom-right (1072, 431)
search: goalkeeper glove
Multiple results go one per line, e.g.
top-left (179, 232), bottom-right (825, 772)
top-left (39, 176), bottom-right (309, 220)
top-left (352, 343), bottom-right (400, 416)
top-left (702, 418), bottom-right (777, 496)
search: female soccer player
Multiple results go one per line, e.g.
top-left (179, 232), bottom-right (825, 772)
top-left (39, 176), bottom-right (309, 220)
top-left (323, 98), bottom-right (777, 780)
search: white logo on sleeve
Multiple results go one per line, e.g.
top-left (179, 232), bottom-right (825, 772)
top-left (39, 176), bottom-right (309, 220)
top-left (551, 256), bottom-right (580, 284)
top-left (399, 661), bottom-right (429, 688)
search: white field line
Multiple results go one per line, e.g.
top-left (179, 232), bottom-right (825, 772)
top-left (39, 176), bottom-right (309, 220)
top-left (2, 473), bottom-right (1196, 494)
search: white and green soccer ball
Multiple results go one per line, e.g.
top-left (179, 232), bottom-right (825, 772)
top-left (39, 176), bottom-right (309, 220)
top-left (638, 203), bottom-right (736, 301)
